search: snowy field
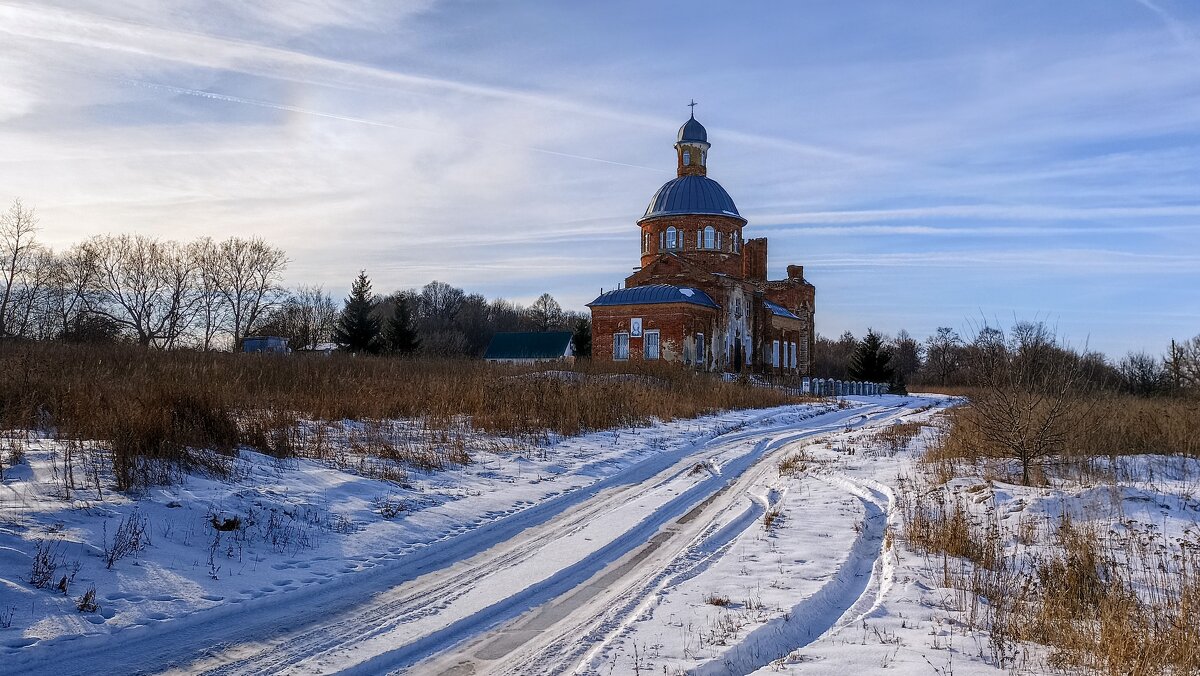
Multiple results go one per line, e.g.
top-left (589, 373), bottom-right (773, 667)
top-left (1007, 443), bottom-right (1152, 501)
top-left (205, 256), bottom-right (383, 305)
top-left (2, 393), bottom-right (1194, 675)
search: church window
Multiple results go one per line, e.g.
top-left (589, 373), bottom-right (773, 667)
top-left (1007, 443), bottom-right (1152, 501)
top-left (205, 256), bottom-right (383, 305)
top-left (703, 226), bottom-right (715, 249)
top-left (644, 330), bottom-right (660, 360)
top-left (716, 231), bottom-right (722, 250)
top-left (695, 333), bottom-right (705, 368)
top-left (772, 340), bottom-right (781, 368)
top-left (733, 231), bottom-right (740, 253)
top-left (613, 332), bottom-right (629, 360)
top-left (682, 150), bottom-right (691, 165)
top-left (666, 227), bottom-right (679, 249)
top-left (701, 150), bottom-right (707, 164)
top-left (790, 342), bottom-right (798, 370)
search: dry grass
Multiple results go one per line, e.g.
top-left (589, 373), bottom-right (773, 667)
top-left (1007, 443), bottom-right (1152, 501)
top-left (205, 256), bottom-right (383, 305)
top-left (924, 393), bottom-right (1200, 485)
top-left (902, 478), bottom-right (1200, 675)
top-left (704, 593), bottom-right (732, 607)
top-left (902, 394), bottom-right (1200, 675)
top-left (0, 342), bottom-right (804, 490)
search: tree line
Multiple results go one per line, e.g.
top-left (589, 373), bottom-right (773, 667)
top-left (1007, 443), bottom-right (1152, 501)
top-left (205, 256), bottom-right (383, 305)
top-left (813, 322), bottom-right (1200, 397)
top-left (0, 199), bottom-right (588, 356)
top-left (318, 271), bottom-right (590, 357)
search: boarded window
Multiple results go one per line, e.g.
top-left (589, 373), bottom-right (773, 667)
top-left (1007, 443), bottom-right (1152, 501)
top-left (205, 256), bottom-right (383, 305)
top-left (613, 333), bottom-right (629, 360)
top-left (644, 330), bottom-right (660, 360)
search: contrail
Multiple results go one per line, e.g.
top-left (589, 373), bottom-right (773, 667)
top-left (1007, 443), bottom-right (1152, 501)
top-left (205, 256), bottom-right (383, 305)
top-left (125, 80), bottom-right (668, 173)
top-left (0, 1), bottom-right (885, 170)
top-left (1133, 0), bottom-right (1200, 54)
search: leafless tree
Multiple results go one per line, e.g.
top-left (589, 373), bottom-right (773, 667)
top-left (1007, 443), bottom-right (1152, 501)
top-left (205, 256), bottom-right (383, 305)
top-left (259, 285), bottom-right (336, 350)
top-left (962, 323), bottom-right (1094, 485)
top-left (46, 244), bottom-right (99, 339)
top-left (213, 237), bottom-right (287, 348)
top-left (924, 327), bottom-right (963, 385)
top-left (188, 238), bottom-right (229, 350)
top-left (528, 292), bottom-right (564, 332)
top-left (82, 234), bottom-right (198, 346)
top-left (1166, 335), bottom-right (1200, 393)
top-left (889, 329), bottom-right (923, 384)
top-left (0, 198), bottom-right (41, 337)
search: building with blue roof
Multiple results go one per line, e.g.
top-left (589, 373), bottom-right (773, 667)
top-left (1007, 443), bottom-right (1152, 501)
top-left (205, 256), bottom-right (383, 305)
top-left (589, 106), bottom-right (816, 375)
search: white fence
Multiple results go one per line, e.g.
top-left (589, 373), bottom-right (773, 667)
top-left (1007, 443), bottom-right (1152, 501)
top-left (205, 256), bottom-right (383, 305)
top-left (801, 377), bottom-right (887, 397)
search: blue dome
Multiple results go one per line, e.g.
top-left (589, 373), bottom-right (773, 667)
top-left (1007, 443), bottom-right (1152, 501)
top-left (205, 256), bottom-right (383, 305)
top-left (677, 116), bottom-right (708, 144)
top-left (639, 175), bottom-right (745, 224)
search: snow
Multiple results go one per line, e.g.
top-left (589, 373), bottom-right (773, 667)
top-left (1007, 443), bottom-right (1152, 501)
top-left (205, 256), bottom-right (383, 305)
top-left (4, 392), bottom-right (1189, 675)
top-left (680, 288), bottom-right (695, 297)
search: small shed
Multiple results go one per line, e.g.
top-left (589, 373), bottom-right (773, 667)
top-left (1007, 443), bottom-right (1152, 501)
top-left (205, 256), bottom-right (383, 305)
top-left (242, 336), bottom-right (290, 354)
top-left (484, 331), bottom-right (575, 364)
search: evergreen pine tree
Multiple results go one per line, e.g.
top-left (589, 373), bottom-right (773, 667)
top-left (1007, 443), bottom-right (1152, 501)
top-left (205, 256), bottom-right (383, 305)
top-left (848, 329), bottom-right (896, 385)
top-left (572, 317), bottom-right (592, 358)
top-left (333, 271), bottom-right (382, 353)
top-left (384, 294), bottom-right (420, 354)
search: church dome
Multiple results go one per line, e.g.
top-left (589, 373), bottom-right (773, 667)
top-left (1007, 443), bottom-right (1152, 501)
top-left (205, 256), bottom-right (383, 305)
top-left (639, 175), bottom-right (745, 224)
top-left (677, 115), bottom-right (708, 144)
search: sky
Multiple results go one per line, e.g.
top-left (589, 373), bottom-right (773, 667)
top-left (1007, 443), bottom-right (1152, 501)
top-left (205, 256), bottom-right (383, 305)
top-left (2, 1), bottom-right (1199, 357)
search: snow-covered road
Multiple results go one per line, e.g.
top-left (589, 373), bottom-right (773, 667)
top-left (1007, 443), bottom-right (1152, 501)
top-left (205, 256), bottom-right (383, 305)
top-left (6, 397), bottom-right (943, 675)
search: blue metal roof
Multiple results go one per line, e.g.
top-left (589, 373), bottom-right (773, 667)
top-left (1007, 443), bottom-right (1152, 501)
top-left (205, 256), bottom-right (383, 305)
top-left (588, 284), bottom-right (719, 309)
top-left (763, 300), bottom-right (801, 320)
top-left (677, 115), bottom-right (708, 144)
top-left (639, 175), bottom-right (745, 224)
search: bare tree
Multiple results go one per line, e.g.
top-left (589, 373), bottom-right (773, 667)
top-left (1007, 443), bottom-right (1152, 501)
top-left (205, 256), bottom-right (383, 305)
top-left (213, 237), bottom-right (287, 349)
top-left (188, 238), bottom-right (228, 350)
top-left (0, 198), bottom-right (40, 337)
top-left (1166, 335), bottom-right (1200, 393)
top-left (924, 327), bottom-right (963, 385)
top-left (528, 292), bottom-right (564, 332)
top-left (962, 323), bottom-right (1093, 485)
top-left (82, 234), bottom-right (197, 346)
top-left (259, 285), bottom-right (336, 350)
top-left (889, 329), bottom-right (923, 384)
top-left (47, 244), bottom-right (99, 339)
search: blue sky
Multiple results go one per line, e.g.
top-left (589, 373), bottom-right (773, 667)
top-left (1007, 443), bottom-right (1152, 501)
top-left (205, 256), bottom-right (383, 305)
top-left (2, 1), bottom-right (1198, 357)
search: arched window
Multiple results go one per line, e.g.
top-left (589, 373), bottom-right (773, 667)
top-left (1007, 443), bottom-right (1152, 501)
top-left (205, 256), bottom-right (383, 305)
top-left (733, 230), bottom-right (741, 253)
top-left (666, 227), bottom-right (678, 249)
top-left (703, 226), bottom-right (715, 249)
top-left (682, 150), bottom-right (691, 165)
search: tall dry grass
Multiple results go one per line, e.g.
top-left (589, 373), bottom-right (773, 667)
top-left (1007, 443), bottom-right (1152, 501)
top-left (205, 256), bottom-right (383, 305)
top-left (901, 477), bottom-right (1200, 675)
top-left (925, 393), bottom-right (1200, 485)
top-left (0, 342), bottom-right (802, 489)
top-left (903, 393), bottom-right (1200, 675)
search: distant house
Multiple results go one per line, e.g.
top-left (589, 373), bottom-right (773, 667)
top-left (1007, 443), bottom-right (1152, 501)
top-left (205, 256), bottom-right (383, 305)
top-left (484, 331), bottom-right (575, 364)
top-left (242, 336), bottom-right (290, 354)
top-left (297, 342), bottom-right (338, 356)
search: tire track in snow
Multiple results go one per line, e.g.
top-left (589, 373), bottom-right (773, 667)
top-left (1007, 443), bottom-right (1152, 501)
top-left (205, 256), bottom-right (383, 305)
top-left (178, 406), bottom-right (858, 675)
top-left (470, 403), bottom-right (922, 676)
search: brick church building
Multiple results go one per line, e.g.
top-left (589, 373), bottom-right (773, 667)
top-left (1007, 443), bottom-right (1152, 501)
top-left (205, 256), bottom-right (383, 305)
top-left (588, 109), bottom-right (815, 374)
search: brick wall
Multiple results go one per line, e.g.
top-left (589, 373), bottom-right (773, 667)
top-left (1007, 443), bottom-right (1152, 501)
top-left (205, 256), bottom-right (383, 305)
top-left (591, 303), bottom-right (717, 367)
top-left (638, 214), bottom-right (746, 273)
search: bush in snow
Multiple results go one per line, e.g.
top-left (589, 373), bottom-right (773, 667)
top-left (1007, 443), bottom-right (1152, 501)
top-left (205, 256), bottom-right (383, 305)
top-left (103, 509), bottom-right (150, 569)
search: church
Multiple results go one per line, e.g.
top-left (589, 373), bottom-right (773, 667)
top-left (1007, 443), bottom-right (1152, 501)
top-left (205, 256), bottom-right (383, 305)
top-left (588, 108), bottom-right (816, 374)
